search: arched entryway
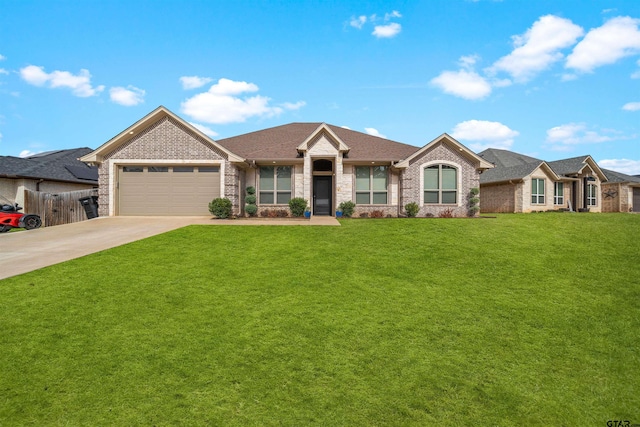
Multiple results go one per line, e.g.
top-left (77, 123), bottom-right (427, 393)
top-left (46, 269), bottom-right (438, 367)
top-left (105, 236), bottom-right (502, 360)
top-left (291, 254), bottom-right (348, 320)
top-left (312, 159), bottom-right (333, 215)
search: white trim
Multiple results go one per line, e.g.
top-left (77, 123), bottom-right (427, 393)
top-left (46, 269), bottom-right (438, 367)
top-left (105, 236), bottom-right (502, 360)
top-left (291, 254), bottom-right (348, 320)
top-left (419, 161), bottom-right (463, 206)
top-left (109, 159), bottom-right (224, 216)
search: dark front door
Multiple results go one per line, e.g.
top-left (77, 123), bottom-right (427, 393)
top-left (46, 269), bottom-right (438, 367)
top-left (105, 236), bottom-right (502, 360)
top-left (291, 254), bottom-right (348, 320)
top-left (313, 176), bottom-right (332, 215)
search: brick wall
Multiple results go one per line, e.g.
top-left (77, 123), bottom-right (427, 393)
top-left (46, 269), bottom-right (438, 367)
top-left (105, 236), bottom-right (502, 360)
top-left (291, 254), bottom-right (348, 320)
top-left (481, 183), bottom-right (516, 213)
top-left (401, 142), bottom-right (479, 217)
top-left (99, 117), bottom-right (236, 216)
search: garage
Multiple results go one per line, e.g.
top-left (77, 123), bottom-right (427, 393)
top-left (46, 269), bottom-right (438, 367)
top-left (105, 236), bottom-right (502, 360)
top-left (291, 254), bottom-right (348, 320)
top-left (118, 165), bottom-right (220, 215)
top-left (634, 188), bottom-right (640, 212)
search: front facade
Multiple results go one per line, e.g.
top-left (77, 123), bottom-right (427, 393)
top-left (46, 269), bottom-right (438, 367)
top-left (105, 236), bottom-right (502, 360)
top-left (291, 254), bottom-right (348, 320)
top-left (478, 149), bottom-right (608, 213)
top-left (81, 106), bottom-right (493, 218)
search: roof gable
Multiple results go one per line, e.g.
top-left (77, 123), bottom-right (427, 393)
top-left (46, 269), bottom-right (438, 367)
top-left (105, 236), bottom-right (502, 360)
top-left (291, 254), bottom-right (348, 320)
top-left (80, 106), bottom-right (244, 164)
top-left (547, 155), bottom-right (607, 181)
top-left (217, 122), bottom-right (420, 161)
top-left (395, 133), bottom-right (494, 169)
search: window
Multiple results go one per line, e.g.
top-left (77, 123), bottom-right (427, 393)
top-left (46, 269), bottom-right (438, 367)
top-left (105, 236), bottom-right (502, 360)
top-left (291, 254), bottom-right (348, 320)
top-left (122, 166), bottom-right (143, 172)
top-left (424, 165), bottom-right (457, 204)
top-left (554, 182), bottom-right (564, 205)
top-left (355, 166), bottom-right (388, 204)
top-left (532, 178), bottom-right (545, 204)
top-left (148, 166), bottom-right (168, 173)
top-left (259, 166), bottom-right (292, 204)
top-left (173, 166), bottom-right (194, 173)
top-left (199, 166), bottom-right (219, 173)
top-left (587, 184), bottom-right (597, 206)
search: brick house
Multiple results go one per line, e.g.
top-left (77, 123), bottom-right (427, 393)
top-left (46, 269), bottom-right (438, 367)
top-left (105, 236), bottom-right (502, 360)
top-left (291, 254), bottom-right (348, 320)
top-left (600, 169), bottom-right (640, 213)
top-left (80, 106), bottom-right (493, 217)
top-left (0, 148), bottom-right (98, 208)
top-left (477, 148), bottom-right (608, 213)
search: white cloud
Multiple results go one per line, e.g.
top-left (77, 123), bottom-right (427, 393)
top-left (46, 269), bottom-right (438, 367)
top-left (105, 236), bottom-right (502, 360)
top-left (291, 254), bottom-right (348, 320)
top-left (364, 127), bottom-right (386, 138)
top-left (109, 86), bottom-right (145, 106)
top-left (459, 54), bottom-right (480, 70)
top-left (0, 54), bottom-right (5, 61)
top-left (489, 15), bottom-right (584, 82)
top-left (566, 16), bottom-right (640, 73)
top-left (430, 69), bottom-right (492, 100)
top-left (181, 78), bottom-right (302, 124)
top-left (281, 101), bottom-right (306, 110)
top-left (189, 122), bottom-right (218, 137)
top-left (372, 22), bottom-right (402, 38)
top-left (384, 11), bottom-right (402, 21)
top-left (599, 158), bottom-right (640, 175)
top-left (622, 102), bottom-right (640, 111)
top-left (19, 65), bottom-right (104, 97)
top-left (0, 68), bottom-right (8, 75)
top-left (350, 15), bottom-right (367, 29)
top-left (19, 150), bottom-right (37, 158)
top-left (180, 75), bottom-right (213, 90)
top-left (451, 120), bottom-right (519, 151)
top-left (546, 123), bottom-right (614, 150)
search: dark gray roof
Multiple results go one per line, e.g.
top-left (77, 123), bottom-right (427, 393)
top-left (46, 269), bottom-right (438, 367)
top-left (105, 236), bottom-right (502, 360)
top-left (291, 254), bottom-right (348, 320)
top-left (547, 156), bottom-right (591, 176)
top-left (216, 123), bottom-right (419, 161)
top-left (0, 148), bottom-right (98, 184)
top-left (478, 148), bottom-right (543, 184)
top-left (602, 168), bottom-right (640, 184)
top-left (478, 148), bottom-right (542, 168)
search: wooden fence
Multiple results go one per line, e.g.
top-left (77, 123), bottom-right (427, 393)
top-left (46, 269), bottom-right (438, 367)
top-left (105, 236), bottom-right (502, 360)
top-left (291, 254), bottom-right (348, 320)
top-left (24, 189), bottom-right (99, 227)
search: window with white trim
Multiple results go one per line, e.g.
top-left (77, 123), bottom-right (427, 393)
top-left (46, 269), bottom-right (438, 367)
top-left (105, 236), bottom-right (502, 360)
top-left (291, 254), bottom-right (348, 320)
top-left (355, 166), bottom-right (388, 204)
top-left (424, 165), bottom-right (457, 204)
top-left (259, 166), bottom-right (292, 204)
top-left (587, 184), bottom-right (597, 206)
top-left (532, 178), bottom-right (545, 204)
top-left (554, 182), bottom-right (564, 205)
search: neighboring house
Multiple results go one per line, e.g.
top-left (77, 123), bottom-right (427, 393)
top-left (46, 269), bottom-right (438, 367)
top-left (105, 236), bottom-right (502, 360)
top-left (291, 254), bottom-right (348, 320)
top-left (80, 106), bottom-right (493, 217)
top-left (601, 169), bottom-right (640, 212)
top-left (0, 148), bottom-right (98, 207)
top-left (478, 149), bottom-right (607, 213)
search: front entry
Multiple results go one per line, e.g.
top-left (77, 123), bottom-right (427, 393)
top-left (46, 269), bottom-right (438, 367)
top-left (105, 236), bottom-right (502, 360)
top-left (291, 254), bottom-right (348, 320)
top-left (313, 176), bottom-right (332, 215)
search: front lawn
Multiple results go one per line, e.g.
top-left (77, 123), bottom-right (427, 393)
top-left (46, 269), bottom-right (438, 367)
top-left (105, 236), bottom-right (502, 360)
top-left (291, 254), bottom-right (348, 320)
top-left (1, 213), bottom-right (638, 425)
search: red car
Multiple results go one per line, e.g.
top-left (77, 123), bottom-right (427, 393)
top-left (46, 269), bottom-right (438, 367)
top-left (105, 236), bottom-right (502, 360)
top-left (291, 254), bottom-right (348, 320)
top-left (0, 198), bottom-right (42, 233)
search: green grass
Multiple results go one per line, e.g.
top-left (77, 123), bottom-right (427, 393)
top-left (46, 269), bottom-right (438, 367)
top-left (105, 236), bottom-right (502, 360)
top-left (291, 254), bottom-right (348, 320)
top-left (1, 213), bottom-right (639, 425)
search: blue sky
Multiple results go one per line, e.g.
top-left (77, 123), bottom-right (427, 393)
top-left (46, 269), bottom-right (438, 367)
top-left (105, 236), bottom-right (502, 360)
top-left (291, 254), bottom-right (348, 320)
top-left (1, 0), bottom-right (639, 173)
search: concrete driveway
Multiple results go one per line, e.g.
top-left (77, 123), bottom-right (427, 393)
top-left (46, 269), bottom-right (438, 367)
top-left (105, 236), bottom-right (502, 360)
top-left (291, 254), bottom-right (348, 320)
top-left (0, 215), bottom-right (339, 280)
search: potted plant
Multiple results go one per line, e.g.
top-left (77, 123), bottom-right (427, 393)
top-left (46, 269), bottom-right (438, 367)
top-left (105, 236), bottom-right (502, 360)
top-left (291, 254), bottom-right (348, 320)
top-left (335, 209), bottom-right (343, 218)
top-left (304, 207), bottom-right (311, 218)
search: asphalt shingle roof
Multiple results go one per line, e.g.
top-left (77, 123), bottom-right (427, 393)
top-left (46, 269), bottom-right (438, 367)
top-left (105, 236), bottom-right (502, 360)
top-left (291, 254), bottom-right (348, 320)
top-left (602, 168), bottom-right (640, 184)
top-left (547, 156), bottom-right (592, 176)
top-left (0, 148), bottom-right (98, 184)
top-left (477, 148), bottom-right (544, 184)
top-left (216, 123), bottom-right (420, 161)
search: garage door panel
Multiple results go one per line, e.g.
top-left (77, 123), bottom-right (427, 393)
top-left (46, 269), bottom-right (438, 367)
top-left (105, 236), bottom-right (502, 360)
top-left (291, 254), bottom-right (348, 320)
top-left (118, 166), bottom-right (221, 216)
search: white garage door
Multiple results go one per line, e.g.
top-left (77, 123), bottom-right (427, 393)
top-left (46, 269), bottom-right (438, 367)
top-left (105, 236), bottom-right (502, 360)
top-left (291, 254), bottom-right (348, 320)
top-left (118, 165), bottom-right (220, 215)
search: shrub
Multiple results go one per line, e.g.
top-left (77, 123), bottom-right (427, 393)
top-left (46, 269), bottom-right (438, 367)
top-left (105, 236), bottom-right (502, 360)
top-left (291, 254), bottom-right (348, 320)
top-left (209, 197), bottom-right (233, 219)
top-left (359, 212), bottom-right (369, 218)
top-left (438, 208), bottom-right (455, 218)
top-left (470, 187), bottom-right (480, 196)
top-left (405, 202), bottom-right (420, 218)
top-left (246, 186), bottom-right (256, 195)
top-left (245, 204), bottom-right (258, 216)
top-left (370, 210), bottom-right (384, 218)
top-left (245, 195), bottom-right (257, 205)
top-left (288, 198), bottom-right (308, 217)
top-left (338, 201), bottom-right (356, 218)
top-left (470, 197), bottom-right (480, 205)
